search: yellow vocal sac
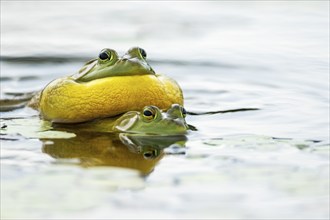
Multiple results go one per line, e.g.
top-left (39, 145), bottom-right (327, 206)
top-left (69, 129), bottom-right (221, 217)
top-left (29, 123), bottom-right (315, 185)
top-left (39, 74), bottom-right (183, 123)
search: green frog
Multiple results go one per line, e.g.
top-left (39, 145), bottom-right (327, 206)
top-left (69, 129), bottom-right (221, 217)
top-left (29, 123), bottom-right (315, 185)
top-left (55, 104), bottom-right (189, 135)
top-left (0, 104), bottom-right (190, 139)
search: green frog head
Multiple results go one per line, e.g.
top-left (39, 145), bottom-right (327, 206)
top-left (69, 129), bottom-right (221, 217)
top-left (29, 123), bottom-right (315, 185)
top-left (73, 47), bottom-right (155, 82)
top-left (114, 104), bottom-right (189, 135)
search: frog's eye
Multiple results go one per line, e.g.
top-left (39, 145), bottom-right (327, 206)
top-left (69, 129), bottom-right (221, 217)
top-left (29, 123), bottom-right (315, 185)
top-left (181, 107), bottom-right (187, 118)
top-left (98, 49), bottom-right (112, 62)
top-left (99, 52), bottom-right (109, 60)
top-left (142, 107), bottom-right (156, 121)
top-left (143, 109), bottom-right (154, 120)
top-left (139, 48), bottom-right (147, 59)
top-left (143, 150), bottom-right (157, 159)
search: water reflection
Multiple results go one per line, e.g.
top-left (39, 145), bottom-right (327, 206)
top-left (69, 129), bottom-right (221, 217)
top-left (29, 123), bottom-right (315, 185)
top-left (41, 132), bottom-right (187, 175)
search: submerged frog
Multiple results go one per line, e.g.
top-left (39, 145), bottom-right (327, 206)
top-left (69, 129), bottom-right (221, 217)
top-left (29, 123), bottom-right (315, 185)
top-left (1, 104), bottom-right (190, 140)
top-left (56, 104), bottom-right (189, 135)
top-left (36, 47), bottom-right (183, 123)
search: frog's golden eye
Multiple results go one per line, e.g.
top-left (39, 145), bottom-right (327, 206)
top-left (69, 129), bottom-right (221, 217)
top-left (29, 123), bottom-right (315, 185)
top-left (143, 109), bottom-right (154, 119)
top-left (98, 49), bottom-right (112, 62)
top-left (142, 107), bottom-right (156, 121)
top-left (139, 48), bottom-right (147, 59)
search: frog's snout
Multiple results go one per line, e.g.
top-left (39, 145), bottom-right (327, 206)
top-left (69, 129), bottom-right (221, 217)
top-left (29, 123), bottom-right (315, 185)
top-left (117, 58), bottom-right (128, 63)
top-left (118, 57), bottom-right (138, 65)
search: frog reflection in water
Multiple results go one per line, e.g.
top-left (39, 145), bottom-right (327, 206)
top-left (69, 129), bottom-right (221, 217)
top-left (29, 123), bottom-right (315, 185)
top-left (35, 47), bottom-right (183, 123)
top-left (42, 132), bottom-right (187, 175)
top-left (55, 104), bottom-right (189, 135)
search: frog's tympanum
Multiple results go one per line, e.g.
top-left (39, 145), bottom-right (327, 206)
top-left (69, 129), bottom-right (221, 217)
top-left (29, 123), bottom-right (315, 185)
top-left (55, 104), bottom-right (189, 135)
top-left (38, 47), bottom-right (183, 123)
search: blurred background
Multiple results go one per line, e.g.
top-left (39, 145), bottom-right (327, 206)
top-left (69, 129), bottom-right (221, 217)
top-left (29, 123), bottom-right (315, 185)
top-left (1, 1), bottom-right (329, 219)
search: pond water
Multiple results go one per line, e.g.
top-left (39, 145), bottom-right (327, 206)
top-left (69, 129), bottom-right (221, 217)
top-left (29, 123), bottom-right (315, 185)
top-left (1, 1), bottom-right (329, 219)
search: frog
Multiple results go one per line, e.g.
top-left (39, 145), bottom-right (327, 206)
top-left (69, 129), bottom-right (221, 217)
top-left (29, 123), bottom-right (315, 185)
top-left (54, 104), bottom-right (189, 135)
top-left (1, 104), bottom-right (191, 140)
top-left (35, 47), bottom-right (184, 123)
